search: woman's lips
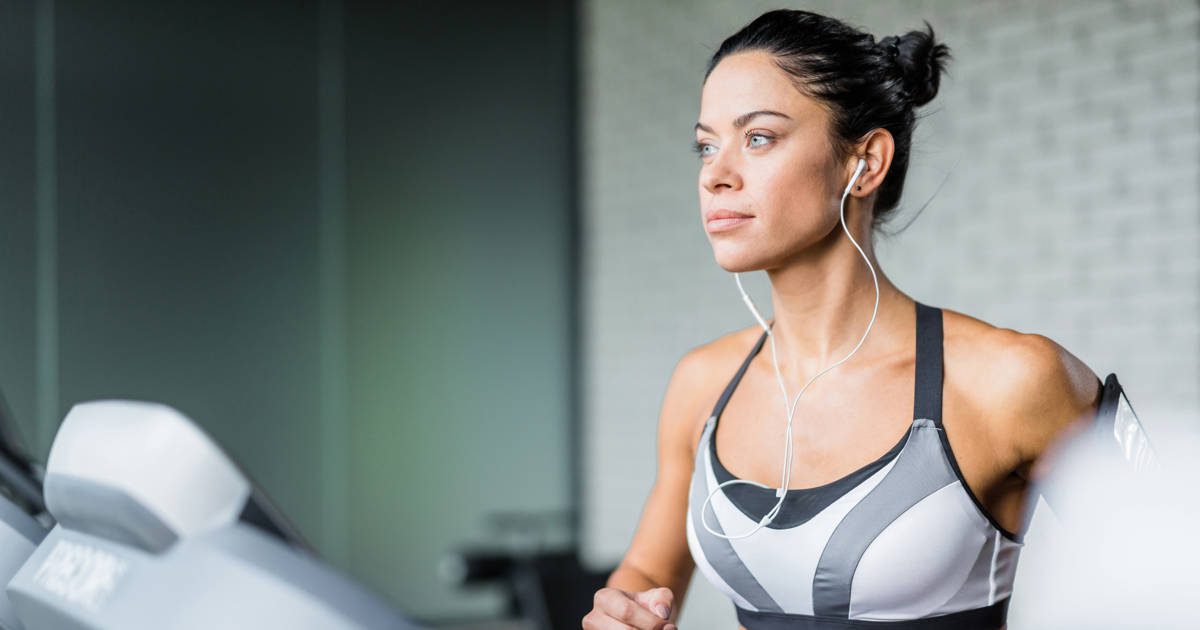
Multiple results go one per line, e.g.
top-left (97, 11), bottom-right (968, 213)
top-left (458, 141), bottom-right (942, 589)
top-left (706, 216), bottom-right (753, 233)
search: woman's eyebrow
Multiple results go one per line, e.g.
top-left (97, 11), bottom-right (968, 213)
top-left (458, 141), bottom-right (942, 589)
top-left (694, 110), bottom-right (792, 134)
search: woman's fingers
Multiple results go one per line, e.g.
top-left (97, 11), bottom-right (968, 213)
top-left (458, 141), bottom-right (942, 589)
top-left (633, 586), bottom-right (675, 621)
top-left (582, 587), bottom-right (674, 629)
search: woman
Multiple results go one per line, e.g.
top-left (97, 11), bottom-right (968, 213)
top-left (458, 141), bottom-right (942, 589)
top-left (582, 9), bottom-right (1102, 630)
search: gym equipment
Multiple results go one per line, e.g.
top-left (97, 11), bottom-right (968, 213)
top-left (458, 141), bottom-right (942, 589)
top-left (5, 400), bottom-right (423, 629)
top-left (441, 510), bottom-right (608, 630)
top-left (0, 388), bottom-right (51, 630)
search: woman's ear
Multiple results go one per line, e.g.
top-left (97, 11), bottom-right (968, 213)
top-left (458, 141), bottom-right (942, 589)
top-left (850, 129), bottom-right (895, 196)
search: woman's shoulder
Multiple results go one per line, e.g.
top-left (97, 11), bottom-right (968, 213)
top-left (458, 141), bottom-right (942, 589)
top-left (667, 324), bottom-right (767, 448)
top-left (940, 307), bottom-right (1099, 401)
top-left (941, 307), bottom-right (1103, 478)
top-left (674, 323), bottom-right (766, 383)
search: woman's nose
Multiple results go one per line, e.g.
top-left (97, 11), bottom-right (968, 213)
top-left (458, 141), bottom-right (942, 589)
top-left (700, 151), bottom-right (741, 193)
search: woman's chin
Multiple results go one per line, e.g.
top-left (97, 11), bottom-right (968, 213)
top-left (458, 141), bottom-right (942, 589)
top-left (711, 250), bottom-right (767, 274)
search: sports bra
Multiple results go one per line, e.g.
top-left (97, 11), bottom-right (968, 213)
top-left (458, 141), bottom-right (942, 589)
top-left (685, 301), bottom-right (1024, 629)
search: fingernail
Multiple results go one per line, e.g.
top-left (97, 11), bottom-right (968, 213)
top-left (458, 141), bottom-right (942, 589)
top-left (655, 604), bottom-right (670, 619)
top-left (665, 625), bottom-right (677, 630)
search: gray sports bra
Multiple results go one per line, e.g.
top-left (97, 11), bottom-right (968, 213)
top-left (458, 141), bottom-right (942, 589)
top-left (685, 301), bottom-right (1023, 629)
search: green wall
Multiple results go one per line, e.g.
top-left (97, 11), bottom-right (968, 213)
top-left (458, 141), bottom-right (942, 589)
top-left (0, 0), bottom-right (574, 622)
top-left (0, 0), bottom-right (38, 455)
top-left (343, 0), bottom-right (575, 620)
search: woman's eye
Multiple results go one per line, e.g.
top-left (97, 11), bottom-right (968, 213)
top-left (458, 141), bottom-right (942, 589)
top-left (692, 133), bottom-right (773, 159)
top-left (747, 132), bottom-right (774, 148)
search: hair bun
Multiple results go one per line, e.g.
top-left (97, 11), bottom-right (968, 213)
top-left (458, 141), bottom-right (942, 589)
top-left (884, 20), bottom-right (952, 107)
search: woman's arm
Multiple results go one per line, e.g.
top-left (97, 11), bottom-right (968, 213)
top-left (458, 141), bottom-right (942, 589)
top-left (605, 346), bottom-right (713, 620)
top-left (994, 334), bottom-right (1103, 496)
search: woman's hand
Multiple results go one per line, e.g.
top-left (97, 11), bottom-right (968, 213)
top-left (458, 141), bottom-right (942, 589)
top-left (582, 586), bottom-right (677, 629)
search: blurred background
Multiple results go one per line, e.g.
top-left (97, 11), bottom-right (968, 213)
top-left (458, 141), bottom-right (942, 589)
top-left (0, 0), bottom-right (1196, 628)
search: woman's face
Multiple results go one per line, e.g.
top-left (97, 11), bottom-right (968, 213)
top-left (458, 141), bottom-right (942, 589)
top-left (695, 51), bottom-right (848, 272)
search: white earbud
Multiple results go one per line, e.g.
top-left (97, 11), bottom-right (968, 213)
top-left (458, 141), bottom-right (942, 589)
top-left (703, 158), bottom-right (879, 540)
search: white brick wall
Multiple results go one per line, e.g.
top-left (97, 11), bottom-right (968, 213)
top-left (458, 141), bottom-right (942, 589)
top-left (581, 1), bottom-right (1198, 627)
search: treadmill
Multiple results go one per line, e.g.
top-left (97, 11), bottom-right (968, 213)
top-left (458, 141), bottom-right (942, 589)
top-left (5, 400), bottom-right (422, 629)
top-left (0, 388), bottom-right (52, 630)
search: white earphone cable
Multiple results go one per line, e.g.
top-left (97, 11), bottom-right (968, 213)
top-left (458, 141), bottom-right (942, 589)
top-left (700, 158), bottom-right (880, 540)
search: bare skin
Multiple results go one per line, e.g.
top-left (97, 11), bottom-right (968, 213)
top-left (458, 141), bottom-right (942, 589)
top-left (587, 51), bottom-right (1101, 629)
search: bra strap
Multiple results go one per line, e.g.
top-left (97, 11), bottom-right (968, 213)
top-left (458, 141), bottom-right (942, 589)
top-left (709, 329), bottom-right (770, 420)
top-left (913, 301), bottom-right (944, 427)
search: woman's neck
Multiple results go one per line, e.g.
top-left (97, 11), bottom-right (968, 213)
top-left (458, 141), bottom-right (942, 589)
top-left (761, 238), bottom-right (912, 382)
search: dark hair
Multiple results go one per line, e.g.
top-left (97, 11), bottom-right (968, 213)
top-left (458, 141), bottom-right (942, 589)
top-left (703, 10), bottom-right (952, 233)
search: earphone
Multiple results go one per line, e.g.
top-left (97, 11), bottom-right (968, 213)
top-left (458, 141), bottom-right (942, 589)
top-left (700, 158), bottom-right (880, 540)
